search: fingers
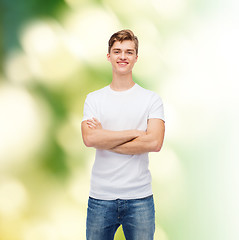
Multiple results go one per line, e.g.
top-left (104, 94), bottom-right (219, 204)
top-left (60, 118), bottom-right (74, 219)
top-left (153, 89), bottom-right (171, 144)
top-left (92, 117), bottom-right (99, 123)
top-left (87, 118), bottom-right (101, 129)
top-left (87, 119), bottom-right (96, 129)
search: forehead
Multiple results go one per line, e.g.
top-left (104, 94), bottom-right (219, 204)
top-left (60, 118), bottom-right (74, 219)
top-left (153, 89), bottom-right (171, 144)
top-left (111, 40), bottom-right (136, 51)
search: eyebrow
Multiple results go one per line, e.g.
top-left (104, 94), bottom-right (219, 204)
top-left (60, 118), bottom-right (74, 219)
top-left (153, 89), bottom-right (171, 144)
top-left (112, 48), bottom-right (135, 52)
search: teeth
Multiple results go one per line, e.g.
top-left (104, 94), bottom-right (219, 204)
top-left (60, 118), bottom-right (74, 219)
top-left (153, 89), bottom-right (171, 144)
top-left (118, 63), bottom-right (127, 65)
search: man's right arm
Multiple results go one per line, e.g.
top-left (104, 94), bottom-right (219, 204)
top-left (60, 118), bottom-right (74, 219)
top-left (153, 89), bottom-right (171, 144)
top-left (81, 119), bottom-right (145, 150)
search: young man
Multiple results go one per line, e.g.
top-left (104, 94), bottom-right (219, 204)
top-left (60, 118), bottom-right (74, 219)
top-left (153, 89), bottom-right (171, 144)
top-left (81, 29), bottom-right (165, 240)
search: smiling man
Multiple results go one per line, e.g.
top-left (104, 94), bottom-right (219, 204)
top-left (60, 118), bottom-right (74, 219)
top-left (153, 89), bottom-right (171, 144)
top-left (81, 29), bottom-right (165, 240)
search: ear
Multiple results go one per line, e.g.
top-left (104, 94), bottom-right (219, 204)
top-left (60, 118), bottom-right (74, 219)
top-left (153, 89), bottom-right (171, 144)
top-left (135, 55), bottom-right (138, 62)
top-left (107, 53), bottom-right (110, 61)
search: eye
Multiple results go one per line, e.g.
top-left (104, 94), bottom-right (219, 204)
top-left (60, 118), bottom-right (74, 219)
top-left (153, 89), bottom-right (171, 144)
top-left (127, 52), bottom-right (133, 55)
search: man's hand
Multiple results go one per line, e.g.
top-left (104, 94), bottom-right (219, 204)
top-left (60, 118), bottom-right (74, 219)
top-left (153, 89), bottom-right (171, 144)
top-left (86, 118), bottom-right (102, 129)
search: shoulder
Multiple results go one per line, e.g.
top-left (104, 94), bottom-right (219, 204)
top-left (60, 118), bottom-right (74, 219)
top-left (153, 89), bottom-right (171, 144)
top-left (136, 84), bottom-right (163, 102)
top-left (86, 86), bottom-right (109, 100)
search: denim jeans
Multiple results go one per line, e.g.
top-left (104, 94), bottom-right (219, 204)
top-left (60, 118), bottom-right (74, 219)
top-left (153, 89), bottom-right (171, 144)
top-left (86, 195), bottom-right (155, 240)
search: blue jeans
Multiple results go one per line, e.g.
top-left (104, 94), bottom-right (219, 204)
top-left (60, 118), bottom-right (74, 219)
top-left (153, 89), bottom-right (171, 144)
top-left (86, 195), bottom-right (155, 240)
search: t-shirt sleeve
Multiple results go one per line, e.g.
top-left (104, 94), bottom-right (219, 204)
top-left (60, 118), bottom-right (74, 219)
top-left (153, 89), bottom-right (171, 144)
top-left (82, 94), bottom-right (98, 122)
top-left (148, 93), bottom-right (165, 122)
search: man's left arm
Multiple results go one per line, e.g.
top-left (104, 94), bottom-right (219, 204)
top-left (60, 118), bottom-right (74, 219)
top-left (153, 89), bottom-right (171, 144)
top-left (110, 118), bottom-right (165, 155)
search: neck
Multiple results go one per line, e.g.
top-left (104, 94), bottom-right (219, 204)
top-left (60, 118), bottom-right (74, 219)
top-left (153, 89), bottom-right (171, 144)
top-left (110, 72), bottom-right (135, 91)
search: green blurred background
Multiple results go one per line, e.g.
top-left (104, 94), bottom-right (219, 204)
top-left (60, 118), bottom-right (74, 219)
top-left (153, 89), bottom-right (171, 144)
top-left (0, 0), bottom-right (238, 239)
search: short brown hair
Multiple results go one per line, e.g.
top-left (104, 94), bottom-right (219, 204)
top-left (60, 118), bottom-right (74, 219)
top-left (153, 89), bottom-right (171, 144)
top-left (108, 29), bottom-right (139, 55)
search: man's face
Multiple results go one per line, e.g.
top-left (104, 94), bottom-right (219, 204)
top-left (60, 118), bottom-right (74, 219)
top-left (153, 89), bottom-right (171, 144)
top-left (107, 40), bottom-right (138, 75)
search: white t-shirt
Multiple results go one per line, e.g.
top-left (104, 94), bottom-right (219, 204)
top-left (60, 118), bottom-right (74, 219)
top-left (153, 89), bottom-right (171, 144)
top-left (82, 83), bottom-right (165, 200)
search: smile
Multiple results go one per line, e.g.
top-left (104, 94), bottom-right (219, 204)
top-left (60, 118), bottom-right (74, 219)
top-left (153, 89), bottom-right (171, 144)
top-left (117, 62), bottom-right (128, 65)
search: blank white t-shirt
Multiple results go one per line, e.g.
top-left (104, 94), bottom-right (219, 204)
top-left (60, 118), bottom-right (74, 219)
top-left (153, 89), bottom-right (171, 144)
top-left (82, 83), bottom-right (165, 200)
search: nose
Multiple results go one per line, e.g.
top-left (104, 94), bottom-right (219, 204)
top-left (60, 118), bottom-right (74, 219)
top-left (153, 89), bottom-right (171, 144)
top-left (120, 52), bottom-right (126, 60)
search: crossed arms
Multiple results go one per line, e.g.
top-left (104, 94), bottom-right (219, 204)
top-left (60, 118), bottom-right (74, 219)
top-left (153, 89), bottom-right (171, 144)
top-left (81, 118), bottom-right (165, 155)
